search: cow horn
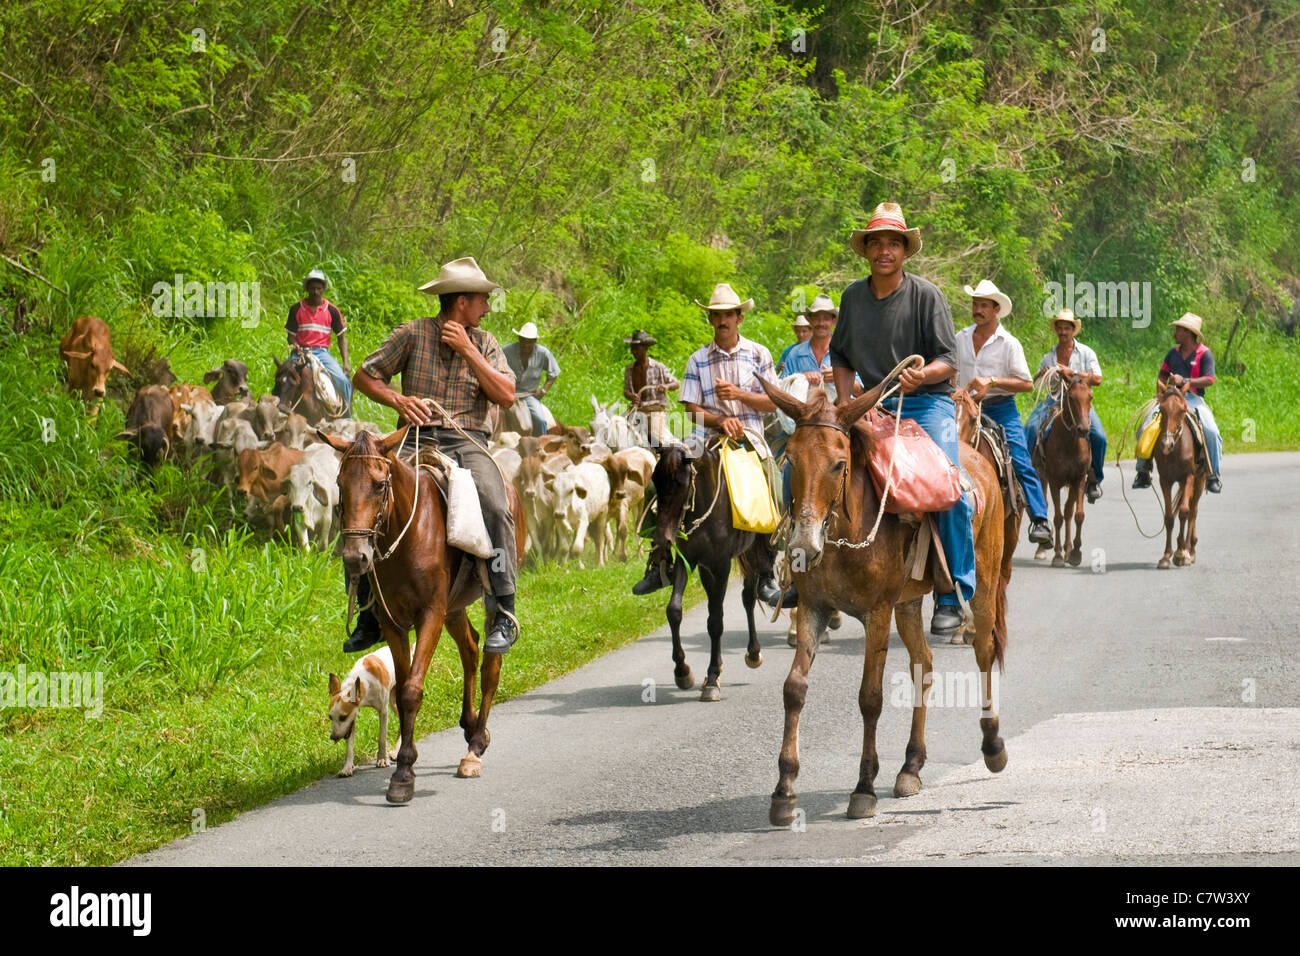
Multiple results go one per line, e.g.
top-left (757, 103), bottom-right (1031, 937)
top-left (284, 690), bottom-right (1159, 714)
top-left (62, 350), bottom-right (92, 360)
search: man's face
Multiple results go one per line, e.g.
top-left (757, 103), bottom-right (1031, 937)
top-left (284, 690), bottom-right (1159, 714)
top-left (454, 292), bottom-right (492, 326)
top-left (709, 308), bottom-right (743, 343)
top-left (794, 325), bottom-right (813, 343)
top-left (519, 336), bottom-right (537, 355)
top-left (631, 343), bottom-right (649, 362)
top-left (1173, 327), bottom-right (1195, 349)
top-left (1054, 320), bottom-right (1076, 343)
top-left (865, 233), bottom-right (907, 277)
top-left (971, 298), bottom-right (1000, 326)
top-left (808, 311), bottom-right (836, 340)
top-left (305, 280), bottom-right (325, 301)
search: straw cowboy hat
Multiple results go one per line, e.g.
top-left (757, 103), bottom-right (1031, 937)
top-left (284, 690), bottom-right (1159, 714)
top-left (849, 202), bottom-right (922, 258)
top-left (963, 279), bottom-right (1012, 319)
top-left (302, 269), bottom-right (328, 290)
top-left (418, 257), bottom-right (501, 296)
top-left (791, 314), bottom-right (811, 328)
top-left (512, 322), bottom-right (540, 339)
top-left (1051, 308), bottom-right (1081, 332)
top-left (1170, 312), bottom-right (1204, 340)
top-left (807, 293), bottom-right (839, 317)
top-left (624, 329), bottom-right (658, 346)
top-left (695, 282), bottom-right (754, 313)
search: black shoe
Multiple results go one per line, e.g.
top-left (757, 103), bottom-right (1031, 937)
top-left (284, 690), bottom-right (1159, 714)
top-left (1132, 470), bottom-right (1152, 490)
top-left (1085, 478), bottom-right (1102, 503)
top-left (1027, 519), bottom-right (1052, 546)
top-left (484, 594), bottom-right (520, 655)
top-left (780, 587), bottom-right (798, 609)
top-left (1207, 476), bottom-right (1222, 493)
top-left (756, 576), bottom-right (783, 607)
top-left (632, 558), bottom-right (669, 595)
top-left (930, 604), bottom-right (963, 637)
top-left (342, 612), bottom-right (383, 654)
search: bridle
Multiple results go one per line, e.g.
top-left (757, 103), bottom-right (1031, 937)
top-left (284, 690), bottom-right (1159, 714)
top-left (1158, 388), bottom-right (1187, 448)
top-left (337, 428), bottom-right (424, 564)
top-left (1058, 374), bottom-right (1091, 436)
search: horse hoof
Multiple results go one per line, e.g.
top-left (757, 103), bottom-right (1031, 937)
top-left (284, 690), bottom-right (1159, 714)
top-left (847, 792), bottom-right (877, 819)
top-left (699, 683), bottom-right (721, 702)
top-left (1173, 551), bottom-right (1188, 567)
top-left (949, 633), bottom-right (965, 645)
top-left (1186, 552), bottom-right (1196, 565)
top-left (1051, 555), bottom-right (1065, 568)
top-left (984, 747), bottom-right (1008, 773)
top-left (456, 754), bottom-right (482, 779)
top-left (1034, 546), bottom-right (1050, 561)
top-left (745, 651), bottom-right (763, 669)
top-left (1157, 557), bottom-right (1172, 569)
top-left (385, 775), bottom-right (415, 804)
top-left (675, 670), bottom-right (695, 690)
top-left (770, 795), bottom-right (799, 827)
top-left (1067, 549), bottom-right (1082, 567)
top-left (786, 630), bottom-right (798, 648)
top-left (893, 772), bottom-right (922, 798)
top-left (828, 611), bottom-right (843, 630)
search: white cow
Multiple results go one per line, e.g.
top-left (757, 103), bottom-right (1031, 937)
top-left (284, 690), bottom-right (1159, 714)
top-left (282, 446), bottom-right (341, 550)
top-left (590, 396), bottom-right (640, 452)
top-left (553, 461), bottom-right (611, 568)
top-left (181, 399), bottom-right (229, 453)
top-left (490, 446), bottom-right (523, 490)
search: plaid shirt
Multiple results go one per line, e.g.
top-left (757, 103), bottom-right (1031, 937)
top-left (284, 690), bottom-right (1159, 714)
top-left (361, 316), bottom-right (513, 434)
top-left (679, 335), bottom-right (775, 442)
top-left (623, 357), bottom-right (679, 411)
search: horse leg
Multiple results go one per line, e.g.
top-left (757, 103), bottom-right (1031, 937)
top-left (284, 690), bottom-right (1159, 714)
top-left (741, 565), bottom-right (762, 669)
top-left (1187, 476), bottom-right (1204, 564)
top-left (892, 599), bottom-right (930, 798)
top-left (849, 605), bottom-right (892, 818)
top-left (446, 609), bottom-right (480, 745)
top-left (666, 557), bottom-right (693, 690)
top-left (967, 592), bottom-right (1007, 772)
top-left (698, 561), bottom-right (728, 702)
top-left (1158, 475), bottom-right (1176, 568)
top-left (388, 605), bottom-right (444, 804)
top-left (770, 602), bottom-right (819, 826)
top-left (1067, 479), bottom-right (1084, 566)
top-left (463, 632), bottom-right (503, 777)
top-left (1051, 483), bottom-right (1066, 567)
top-left (1174, 477), bottom-right (1193, 565)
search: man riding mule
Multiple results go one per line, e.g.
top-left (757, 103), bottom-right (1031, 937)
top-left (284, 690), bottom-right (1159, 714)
top-left (1132, 312), bottom-right (1223, 495)
top-left (954, 279), bottom-right (1052, 548)
top-left (760, 369), bottom-right (1009, 825)
top-left (830, 202), bottom-right (975, 637)
top-left (1024, 308), bottom-right (1108, 502)
top-left (344, 257), bottom-right (524, 656)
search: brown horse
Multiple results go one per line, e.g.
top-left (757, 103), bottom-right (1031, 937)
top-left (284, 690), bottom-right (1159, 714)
top-left (759, 379), bottom-right (1008, 825)
top-left (273, 348), bottom-right (331, 425)
top-left (1152, 383), bottom-right (1209, 569)
top-left (321, 426), bottom-right (526, 803)
top-left (1031, 371), bottom-right (1092, 567)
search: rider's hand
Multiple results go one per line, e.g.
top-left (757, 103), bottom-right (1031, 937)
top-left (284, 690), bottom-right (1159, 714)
top-left (720, 417), bottom-right (745, 440)
top-left (715, 379), bottom-right (743, 402)
top-left (395, 394), bottom-right (433, 426)
top-left (804, 370), bottom-right (821, 385)
top-left (968, 376), bottom-right (991, 400)
top-left (440, 319), bottom-right (472, 356)
top-left (898, 359), bottom-right (927, 394)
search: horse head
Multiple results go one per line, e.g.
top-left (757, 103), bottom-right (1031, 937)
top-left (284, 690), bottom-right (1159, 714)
top-left (1060, 371), bottom-right (1093, 435)
top-left (648, 442), bottom-right (697, 555)
top-left (1157, 381), bottom-right (1190, 455)
top-left (952, 386), bottom-right (980, 445)
top-left (760, 377), bottom-right (887, 567)
top-left (319, 426), bottom-right (409, 578)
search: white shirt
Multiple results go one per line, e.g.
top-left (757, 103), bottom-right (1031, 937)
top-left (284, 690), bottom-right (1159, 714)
top-left (1036, 340), bottom-right (1102, 379)
top-left (954, 324), bottom-right (1031, 397)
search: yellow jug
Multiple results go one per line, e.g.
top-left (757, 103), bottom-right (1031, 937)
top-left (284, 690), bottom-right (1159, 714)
top-left (1137, 411), bottom-right (1162, 458)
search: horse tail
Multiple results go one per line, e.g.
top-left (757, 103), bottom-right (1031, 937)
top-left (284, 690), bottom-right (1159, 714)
top-left (992, 543), bottom-right (1010, 673)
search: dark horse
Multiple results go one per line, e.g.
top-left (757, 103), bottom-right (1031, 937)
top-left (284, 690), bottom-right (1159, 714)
top-left (273, 347), bottom-right (332, 425)
top-left (759, 377), bottom-right (1009, 825)
top-left (1031, 370), bottom-right (1093, 567)
top-left (321, 426), bottom-right (526, 803)
top-left (641, 441), bottom-right (767, 702)
top-left (1153, 382), bottom-right (1209, 569)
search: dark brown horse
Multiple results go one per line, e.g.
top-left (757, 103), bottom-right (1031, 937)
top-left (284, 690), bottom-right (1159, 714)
top-left (1153, 383), bottom-right (1209, 569)
top-left (321, 426), bottom-right (526, 803)
top-left (759, 379), bottom-right (1008, 825)
top-left (1031, 370), bottom-right (1092, 567)
top-left (642, 441), bottom-right (765, 702)
top-left (273, 348), bottom-right (331, 425)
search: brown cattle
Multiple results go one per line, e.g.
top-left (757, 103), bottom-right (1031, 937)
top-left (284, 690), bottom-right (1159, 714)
top-left (204, 359), bottom-right (251, 405)
top-left (116, 385), bottom-right (175, 466)
top-left (236, 442), bottom-right (304, 524)
top-left (169, 384), bottom-right (216, 443)
top-left (59, 317), bottom-right (130, 405)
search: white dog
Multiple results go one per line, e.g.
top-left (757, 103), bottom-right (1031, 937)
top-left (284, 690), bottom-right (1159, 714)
top-left (328, 645), bottom-right (407, 777)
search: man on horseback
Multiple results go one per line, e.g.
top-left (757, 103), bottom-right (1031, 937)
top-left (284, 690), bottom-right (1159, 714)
top-left (344, 257), bottom-right (523, 655)
top-left (502, 322), bottom-right (560, 436)
top-left (622, 329), bottom-right (679, 448)
top-left (630, 282), bottom-right (784, 607)
top-left (955, 279), bottom-right (1053, 547)
top-left (1132, 312), bottom-right (1223, 493)
top-left (1024, 308), bottom-right (1108, 502)
top-left (287, 269), bottom-right (352, 417)
top-left (830, 202), bottom-right (974, 637)
top-left (777, 314), bottom-right (813, 374)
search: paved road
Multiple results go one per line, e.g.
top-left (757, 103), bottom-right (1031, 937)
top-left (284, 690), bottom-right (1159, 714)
top-left (131, 453), bottom-right (1300, 865)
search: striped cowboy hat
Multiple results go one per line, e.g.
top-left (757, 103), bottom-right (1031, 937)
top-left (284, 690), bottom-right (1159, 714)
top-left (849, 202), bottom-right (922, 258)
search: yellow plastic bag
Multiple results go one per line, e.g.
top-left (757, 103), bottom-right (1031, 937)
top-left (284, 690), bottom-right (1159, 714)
top-left (720, 440), bottom-right (779, 534)
top-left (1137, 411), bottom-right (1162, 458)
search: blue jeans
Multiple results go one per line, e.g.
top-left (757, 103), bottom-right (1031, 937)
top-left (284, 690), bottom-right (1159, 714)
top-left (1136, 393), bottom-right (1221, 476)
top-left (520, 395), bottom-right (549, 436)
top-left (1024, 399), bottom-right (1106, 484)
top-left (303, 347), bottom-right (352, 417)
top-left (881, 393), bottom-right (976, 606)
top-left (983, 396), bottom-right (1048, 522)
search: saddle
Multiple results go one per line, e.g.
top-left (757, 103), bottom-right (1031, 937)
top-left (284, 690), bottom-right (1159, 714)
top-left (974, 415), bottom-right (1025, 517)
top-left (301, 351), bottom-right (346, 418)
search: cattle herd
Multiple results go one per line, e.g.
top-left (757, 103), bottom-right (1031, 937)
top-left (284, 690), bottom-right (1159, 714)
top-left (64, 316), bottom-right (657, 566)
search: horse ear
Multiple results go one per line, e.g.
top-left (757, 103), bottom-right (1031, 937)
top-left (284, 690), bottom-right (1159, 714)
top-left (835, 381), bottom-right (887, 429)
top-left (378, 425), bottom-right (410, 457)
top-left (758, 376), bottom-right (810, 422)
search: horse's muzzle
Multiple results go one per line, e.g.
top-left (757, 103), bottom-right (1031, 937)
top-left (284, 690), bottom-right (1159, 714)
top-left (341, 540), bottom-right (375, 578)
top-left (789, 519), bottom-right (826, 571)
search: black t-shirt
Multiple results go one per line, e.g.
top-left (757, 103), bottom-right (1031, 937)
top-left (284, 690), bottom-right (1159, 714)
top-left (1161, 345), bottom-right (1215, 397)
top-left (829, 272), bottom-right (957, 394)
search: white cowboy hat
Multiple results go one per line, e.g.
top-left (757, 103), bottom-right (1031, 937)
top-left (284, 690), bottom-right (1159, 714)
top-left (302, 269), bottom-right (328, 290)
top-left (849, 202), bottom-right (923, 258)
top-left (792, 314), bottom-right (811, 328)
top-left (513, 322), bottom-right (540, 339)
top-left (694, 282), bottom-right (754, 313)
top-left (963, 279), bottom-right (1012, 319)
top-left (417, 257), bottom-right (501, 296)
top-left (1170, 312), bottom-right (1203, 339)
top-left (807, 293), bottom-right (838, 317)
top-left (1051, 307), bottom-right (1081, 333)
